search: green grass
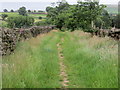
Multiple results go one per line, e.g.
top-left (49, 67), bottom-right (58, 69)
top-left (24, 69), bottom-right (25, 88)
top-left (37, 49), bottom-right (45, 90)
top-left (2, 30), bottom-right (118, 88)
top-left (2, 32), bottom-right (61, 88)
top-left (0, 20), bottom-right (7, 27)
top-left (0, 12), bottom-right (47, 26)
top-left (61, 31), bottom-right (118, 88)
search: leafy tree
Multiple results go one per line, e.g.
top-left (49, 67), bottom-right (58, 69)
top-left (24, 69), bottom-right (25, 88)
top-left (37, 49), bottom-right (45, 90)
top-left (7, 16), bottom-right (34, 28)
top-left (34, 10), bottom-right (36, 12)
top-left (114, 14), bottom-right (120, 29)
top-left (38, 16), bottom-right (42, 19)
top-left (3, 9), bottom-right (8, 12)
top-left (46, 7), bottom-right (54, 12)
top-left (35, 21), bottom-right (50, 26)
top-left (28, 10), bottom-right (31, 12)
top-left (46, 0), bottom-right (106, 31)
top-left (10, 9), bottom-right (14, 12)
top-left (95, 9), bottom-right (112, 29)
top-left (1, 14), bottom-right (8, 20)
top-left (18, 7), bottom-right (27, 16)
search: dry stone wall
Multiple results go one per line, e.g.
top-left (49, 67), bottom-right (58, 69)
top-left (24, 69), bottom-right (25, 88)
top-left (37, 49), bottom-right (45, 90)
top-left (92, 28), bottom-right (120, 40)
top-left (1, 25), bottom-right (56, 55)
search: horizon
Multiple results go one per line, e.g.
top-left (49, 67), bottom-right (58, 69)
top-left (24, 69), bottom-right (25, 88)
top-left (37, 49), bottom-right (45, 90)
top-left (0, 1), bottom-right (119, 12)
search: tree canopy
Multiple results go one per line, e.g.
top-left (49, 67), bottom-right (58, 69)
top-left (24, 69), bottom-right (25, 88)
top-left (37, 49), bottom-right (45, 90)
top-left (46, 0), bottom-right (106, 31)
top-left (18, 7), bottom-right (27, 16)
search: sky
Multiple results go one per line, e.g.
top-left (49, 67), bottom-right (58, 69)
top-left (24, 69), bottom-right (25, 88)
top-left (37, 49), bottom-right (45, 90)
top-left (0, 0), bottom-right (119, 11)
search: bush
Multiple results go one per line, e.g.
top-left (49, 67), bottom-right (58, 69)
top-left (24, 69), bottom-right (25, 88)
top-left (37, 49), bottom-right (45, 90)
top-left (7, 16), bottom-right (34, 28)
top-left (35, 21), bottom-right (50, 26)
top-left (1, 14), bottom-right (8, 20)
top-left (38, 16), bottom-right (42, 19)
top-left (18, 7), bottom-right (27, 16)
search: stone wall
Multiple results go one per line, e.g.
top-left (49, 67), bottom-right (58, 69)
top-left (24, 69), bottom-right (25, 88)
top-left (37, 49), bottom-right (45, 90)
top-left (1, 25), bottom-right (56, 55)
top-left (92, 28), bottom-right (120, 40)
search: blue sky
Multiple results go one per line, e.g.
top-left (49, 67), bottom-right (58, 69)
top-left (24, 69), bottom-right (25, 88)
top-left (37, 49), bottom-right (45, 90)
top-left (0, 0), bottom-right (119, 11)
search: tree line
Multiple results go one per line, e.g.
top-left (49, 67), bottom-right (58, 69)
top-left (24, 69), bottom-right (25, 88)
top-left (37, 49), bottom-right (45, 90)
top-left (1, 1), bottom-right (119, 30)
top-left (46, 0), bottom-right (120, 32)
top-left (3, 8), bottom-right (45, 13)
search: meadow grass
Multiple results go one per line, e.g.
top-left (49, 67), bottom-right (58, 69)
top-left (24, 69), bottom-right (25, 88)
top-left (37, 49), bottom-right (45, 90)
top-left (2, 32), bottom-right (61, 88)
top-left (2, 30), bottom-right (118, 88)
top-left (62, 31), bottom-right (118, 88)
top-left (0, 12), bottom-right (46, 25)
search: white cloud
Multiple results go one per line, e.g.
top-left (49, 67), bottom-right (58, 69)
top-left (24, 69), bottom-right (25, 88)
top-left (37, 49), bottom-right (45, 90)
top-left (0, 0), bottom-right (119, 4)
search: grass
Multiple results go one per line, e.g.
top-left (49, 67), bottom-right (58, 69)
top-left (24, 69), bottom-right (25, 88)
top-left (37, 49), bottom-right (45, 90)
top-left (0, 12), bottom-right (47, 27)
top-left (2, 30), bottom-right (118, 88)
top-left (62, 31), bottom-right (118, 88)
top-left (2, 32), bottom-right (61, 88)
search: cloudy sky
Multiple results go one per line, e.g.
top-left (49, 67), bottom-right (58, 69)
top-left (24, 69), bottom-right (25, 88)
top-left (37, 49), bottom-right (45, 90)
top-left (0, 0), bottom-right (119, 11)
top-left (0, 0), bottom-right (119, 4)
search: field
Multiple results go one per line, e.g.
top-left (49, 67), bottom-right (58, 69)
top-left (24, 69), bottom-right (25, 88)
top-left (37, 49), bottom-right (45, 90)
top-left (0, 12), bottom-right (47, 27)
top-left (106, 5), bottom-right (118, 14)
top-left (2, 30), bottom-right (118, 88)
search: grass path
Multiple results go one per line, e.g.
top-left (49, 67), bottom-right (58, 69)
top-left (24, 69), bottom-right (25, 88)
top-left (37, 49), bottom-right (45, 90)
top-left (57, 38), bottom-right (69, 88)
top-left (2, 30), bottom-right (118, 88)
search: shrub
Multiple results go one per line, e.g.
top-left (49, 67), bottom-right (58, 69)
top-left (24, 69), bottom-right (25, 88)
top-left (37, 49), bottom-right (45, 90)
top-left (35, 21), bottom-right (49, 26)
top-left (18, 7), bottom-right (27, 16)
top-left (7, 16), bottom-right (34, 28)
top-left (1, 14), bottom-right (8, 20)
top-left (38, 16), bottom-right (42, 19)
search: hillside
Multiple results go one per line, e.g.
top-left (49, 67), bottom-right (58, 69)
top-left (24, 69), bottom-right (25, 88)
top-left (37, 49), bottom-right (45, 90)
top-left (105, 4), bottom-right (118, 14)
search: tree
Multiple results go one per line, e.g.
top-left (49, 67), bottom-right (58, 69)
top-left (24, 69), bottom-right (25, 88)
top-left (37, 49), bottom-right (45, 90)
top-left (1, 14), bottom-right (8, 20)
top-left (10, 9), bottom-right (14, 12)
top-left (3, 9), bottom-right (8, 12)
top-left (46, 7), bottom-right (53, 12)
top-left (38, 10), bottom-right (44, 13)
top-left (114, 14), bottom-right (120, 29)
top-left (28, 10), bottom-right (31, 12)
top-left (18, 7), bottom-right (27, 16)
top-left (38, 16), bottom-right (42, 19)
top-left (94, 9), bottom-right (112, 29)
top-left (34, 10), bottom-right (36, 12)
top-left (46, 1), bottom-right (106, 31)
top-left (7, 16), bottom-right (34, 28)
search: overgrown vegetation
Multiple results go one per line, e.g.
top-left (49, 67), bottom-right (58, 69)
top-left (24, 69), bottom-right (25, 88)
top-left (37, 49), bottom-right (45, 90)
top-left (46, 0), bottom-right (119, 31)
top-left (2, 32), bottom-right (61, 88)
top-left (2, 30), bottom-right (118, 88)
top-left (62, 31), bottom-right (118, 88)
top-left (7, 16), bottom-right (34, 28)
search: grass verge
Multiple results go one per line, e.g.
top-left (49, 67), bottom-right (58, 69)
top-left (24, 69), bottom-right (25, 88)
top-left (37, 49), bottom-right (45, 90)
top-left (62, 31), bottom-right (118, 88)
top-left (2, 32), bottom-right (61, 88)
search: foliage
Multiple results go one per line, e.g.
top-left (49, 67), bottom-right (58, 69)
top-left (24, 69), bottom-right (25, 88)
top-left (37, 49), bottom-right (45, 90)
top-left (7, 16), bottom-right (34, 28)
top-left (94, 9), bottom-right (112, 29)
top-left (38, 16), bottom-right (42, 19)
top-left (113, 14), bottom-right (120, 29)
top-left (1, 14), bottom-right (8, 20)
top-left (28, 10), bottom-right (31, 12)
top-left (35, 21), bottom-right (50, 26)
top-left (10, 9), bottom-right (14, 12)
top-left (46, 1), bottom-right (106, 31)
top-left (3, 9), bottom-right (8, 12)
top-left (18, 7), bottom-right (27, 16)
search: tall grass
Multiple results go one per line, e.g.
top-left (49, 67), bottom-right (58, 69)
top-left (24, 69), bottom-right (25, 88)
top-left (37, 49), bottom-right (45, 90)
top-left (62, 31), bottom-right (118, 88)
top-left (2, 32), bottom-right (61, 88)
top-left (2, 30), bottom-right (118, 88)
